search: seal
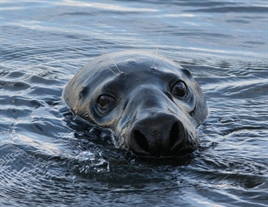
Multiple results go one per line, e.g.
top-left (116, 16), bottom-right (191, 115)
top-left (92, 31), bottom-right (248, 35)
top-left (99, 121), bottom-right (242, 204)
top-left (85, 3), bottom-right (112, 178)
top-left (63, 50), bottom-right (208, 157)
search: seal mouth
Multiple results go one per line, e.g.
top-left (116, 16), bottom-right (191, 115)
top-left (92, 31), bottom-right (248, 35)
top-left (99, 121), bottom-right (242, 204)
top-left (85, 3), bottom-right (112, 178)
top-left (133, 153), bottom-right (195, 166)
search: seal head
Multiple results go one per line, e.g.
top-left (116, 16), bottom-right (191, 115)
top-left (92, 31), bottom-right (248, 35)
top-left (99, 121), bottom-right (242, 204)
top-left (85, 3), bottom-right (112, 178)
top-left (63, 50), bottom-right (208, 157)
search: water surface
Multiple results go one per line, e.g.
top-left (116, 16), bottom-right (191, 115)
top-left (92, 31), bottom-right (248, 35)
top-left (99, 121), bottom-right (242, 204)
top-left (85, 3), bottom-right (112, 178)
top-left (0, 0), bottom-right (267, 206)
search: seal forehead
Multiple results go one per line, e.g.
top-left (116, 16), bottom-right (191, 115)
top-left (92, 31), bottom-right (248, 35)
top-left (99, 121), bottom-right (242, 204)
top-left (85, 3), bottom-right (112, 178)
top-left (78, 51), bottom-right (195, 104)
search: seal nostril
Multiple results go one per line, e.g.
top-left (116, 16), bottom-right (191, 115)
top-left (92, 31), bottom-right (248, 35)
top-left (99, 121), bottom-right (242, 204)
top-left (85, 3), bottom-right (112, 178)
top-left (170, 121), bottom-right (180, 148)
top-left (134, 130), bottom-right (150, 153)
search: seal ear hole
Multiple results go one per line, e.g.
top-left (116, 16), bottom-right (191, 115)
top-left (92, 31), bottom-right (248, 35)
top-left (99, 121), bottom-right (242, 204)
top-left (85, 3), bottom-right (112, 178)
top-left (79, 86), bottom-right (89, 100)
top-left (133, 130), bottom-right (150, 153)
top-left (171, 81), bottom-right (187, 98)
top-left (182, 68), bottom-right (192, 78)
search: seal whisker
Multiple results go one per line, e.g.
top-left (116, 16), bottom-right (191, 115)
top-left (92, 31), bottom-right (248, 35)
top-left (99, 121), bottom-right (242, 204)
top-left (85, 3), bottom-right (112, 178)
top-left (151, 30), bottom-right (162, 70)
top-left (157, 55), bottom-right (166, 70)
top-left (96, 39), bottom-right (122, 75)
top-left (106, 67), bottom-right (118, 76)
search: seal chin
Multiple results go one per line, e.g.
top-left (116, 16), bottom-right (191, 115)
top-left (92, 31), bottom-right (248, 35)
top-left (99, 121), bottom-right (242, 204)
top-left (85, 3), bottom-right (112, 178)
top-left (126, 113), bottom-right (198, 158)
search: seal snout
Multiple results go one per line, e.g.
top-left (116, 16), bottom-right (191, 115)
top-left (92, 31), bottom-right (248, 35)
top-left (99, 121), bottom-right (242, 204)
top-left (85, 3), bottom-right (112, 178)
top-left (129, 114), bottom-right (192, 157)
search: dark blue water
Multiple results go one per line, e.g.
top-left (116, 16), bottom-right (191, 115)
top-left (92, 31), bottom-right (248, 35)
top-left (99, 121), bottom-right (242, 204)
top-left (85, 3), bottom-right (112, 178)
top-left (1, 1), bottom-right (267, 206)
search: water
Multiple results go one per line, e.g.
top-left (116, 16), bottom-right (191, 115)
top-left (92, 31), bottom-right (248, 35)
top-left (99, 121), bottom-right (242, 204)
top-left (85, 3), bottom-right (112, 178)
top-left (1, 0), bottom-right (267, 206)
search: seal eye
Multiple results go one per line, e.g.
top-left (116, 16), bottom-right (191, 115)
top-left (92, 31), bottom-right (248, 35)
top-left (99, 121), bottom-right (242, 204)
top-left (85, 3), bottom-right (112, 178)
top-left (172, 81), bottom-right (187, 97)
top-left (97, 95), bottom-right (116, 112)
